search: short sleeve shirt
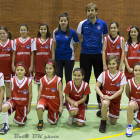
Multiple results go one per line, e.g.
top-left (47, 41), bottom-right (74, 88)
top-left (77, 18), bottom-right (108, 54)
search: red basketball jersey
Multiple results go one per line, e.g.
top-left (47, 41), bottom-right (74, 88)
top-left (102, 70), bottom-right (125, 102)
top-left (0, 39), bottom-right (13, 74)
top-left (104, 35), bottom-right (123, 59)
top-left (11, 76), bottom-right (32, 106)
top-left (64, 80), bottom-right (91, 105)
top-left (128, 78), bottom-right (140, 105)
top-left (40, 75), bottom-right (61, 107)
top-left (125, 43), bottom-right (140, 78)
top-left (14, 37), bottom-right (33, 70)
top-left (35, 38), bottom-right (53, 73)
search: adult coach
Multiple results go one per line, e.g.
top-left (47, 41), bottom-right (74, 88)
top-left (77, 3), bottom-right (108, 108)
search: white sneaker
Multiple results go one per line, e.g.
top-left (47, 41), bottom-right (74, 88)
top-left (133, 113), bottom-right (137, 119)
top-left (126, 124), bottom-right (133, 137)
top-left (67, 115), bottom-right (74, 125)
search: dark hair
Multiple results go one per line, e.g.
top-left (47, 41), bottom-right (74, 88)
top-left (19, 23), bottom-right (29, 31)
top-left (37, 23), bottom-right (51, 38)
top-left (44, 59), bottom-right (59, 75)
top-left (0, 26), bottom-right (12, 39)
top-left (127, 26), bottom-right (140, 45)
top-left (73, 68), bottom-right (84, 76)
top-left (16, 62), bottom-right (27, 76)
top-left (55, 12), bottom-right (70, 37)
top-left (133, 62), bottom-right (140, 70)
top-left (106, 55), bottom-right (120, 66)
top-left (85, 3), bottom-right (98, 12)
top-left (109, 22), bottom-right (120, 35)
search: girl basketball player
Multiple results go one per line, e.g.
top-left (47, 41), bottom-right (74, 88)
top-left (126, 62), bottom-right (140, 137)
top-left (12, 23), bottom-right (34, 79)
top-left (64, 68), bottom-right (91, 127)
top-left (0, 62), bottom-right (32, 134)
top-left (0, 26), bottom-right (13, 101)
top-left (102, 22), bottom-right (125, 71)
top-left (32, 23), bottom-right (55, 91)
top-left (125, 26), bottom-right (140, 80)
top-left (0, 72), bottom-right (4, 112)
top-left (95, 55), bottom-right (127, 133)
top-left (36, 59), bottom-right (63, 131)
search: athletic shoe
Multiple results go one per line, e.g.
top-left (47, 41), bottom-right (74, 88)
top-left (67, 115), bottom-right (74, 125)
top-left (99, 120), bottom-right (106, 133)
top-left (0, 123), bottom-right (9, 134)
top-left (133, 113), bottom-right (137, 119)
top-left (37, 121), bottom-right (44, 131)
top-left (96, 110), bottom-right (101, 117)
top-left (126, 124), bottom-right (133, 137)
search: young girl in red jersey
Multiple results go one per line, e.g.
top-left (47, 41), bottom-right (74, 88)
top-left (32, 23), bottom-right (55, 91)
top-left (64, 68), bottom-right (91, 127)
top-left (0, 62), bottom-right (32, 134)
top-left (12, 23), bottom-right (34, 79)
top-left (126, 62), bottom-right (140, 137)
top-left (95, 55), bottom-right (127, 133)
top-left (125, 26), bottom-right (140, 80)
top-left (36, 59), bottom-right (63, 131)
top-left (102, 22), bottom-right (125, 71)
top-left (0, 72), bottom-right (4, 112)
top-left (0, 26), bottom-right (13, 101)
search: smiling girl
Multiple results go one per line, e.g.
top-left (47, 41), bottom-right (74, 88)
top-left (64, 68), bottom-right (91, 127)
top-left (95, 55), bottom-right (127, 133)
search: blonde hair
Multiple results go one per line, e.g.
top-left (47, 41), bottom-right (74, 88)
top-left (85, 3), bottom-right (98, 12)
top-left (106, 55), bottom-right (120, 66)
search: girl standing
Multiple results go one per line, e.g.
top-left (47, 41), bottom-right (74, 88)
top-left (0, 72), bottom-right (4, 112)
top-left (12, 23), bottom-right (34, 79)
top-left (36, 59), bottom-right (63, 131)
top-left (102, 22), bottom-right (125, 71)
top-left (0, 26), bottom-right (13, 101)
top-left (95, 55), bottom-right (127, 133)
top-left (53, 12), bottom-right (79, 84)
top-left (126, 62), bottom-right (140, 137)
top-left (125, 26), bottom-right (140, 80)
top-left (64, 68), bottom-right (91, 127)
top-left (33, 23), bottom-right (55, 91)
top-left (0, 62), bottom-right (32, 134)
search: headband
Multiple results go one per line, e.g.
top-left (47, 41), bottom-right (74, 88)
top-left (46, 61), bottom-right (53, 65)
top-left (15, 64), bottom-right (27, 72)
top-left (126, 25), bottom-right (132, 32)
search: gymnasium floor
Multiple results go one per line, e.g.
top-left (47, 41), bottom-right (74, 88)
top-left (0, 62), bottom-right (139, 140)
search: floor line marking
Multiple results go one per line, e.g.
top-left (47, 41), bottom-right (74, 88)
top-left (87, 128), bottom-right (140, 140)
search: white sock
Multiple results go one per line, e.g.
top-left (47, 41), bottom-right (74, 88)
top-left (2, 112), bottom-right (9, 127)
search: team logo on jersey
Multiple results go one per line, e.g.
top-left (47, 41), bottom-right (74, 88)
top-left (137, 49), bottom-right (140, 53)
top-left (23, 90), bottom-right (28, 94)
top-left (51, 88), bottom-right (56, 92)
top-left (116, 45), bottom-right (120, 49)
top-left (97, 26), bottom-right (101, 30)
top-left (45, 45), bottom-right (49, 49)
top-left (7, 47), bottom-right (11, 51)
top-left (26, 45), bottom-right (30, 49)
top-left (116, 82), bottom-right (120, 87)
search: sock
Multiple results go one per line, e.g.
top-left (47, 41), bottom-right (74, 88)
top-left (2, 112), bottom-right (9, 127)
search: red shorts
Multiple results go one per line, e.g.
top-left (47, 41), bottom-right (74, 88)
top-left (101, 98), bottom-right (120, 119)
top-left (6, 99), bottom-right (28, 125)
top-left (129, 100), bottom-right (140, 124)
top-left (37, 97), bottom-right (59, 124)
top-left (34, 72), bottom-right (45, 84)
top-left (4, 73), bottom-right (12, 82)
top-left (65, 101), bottom-right (86, 123)
top-left (13, 72), bottom-right (34, 79)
